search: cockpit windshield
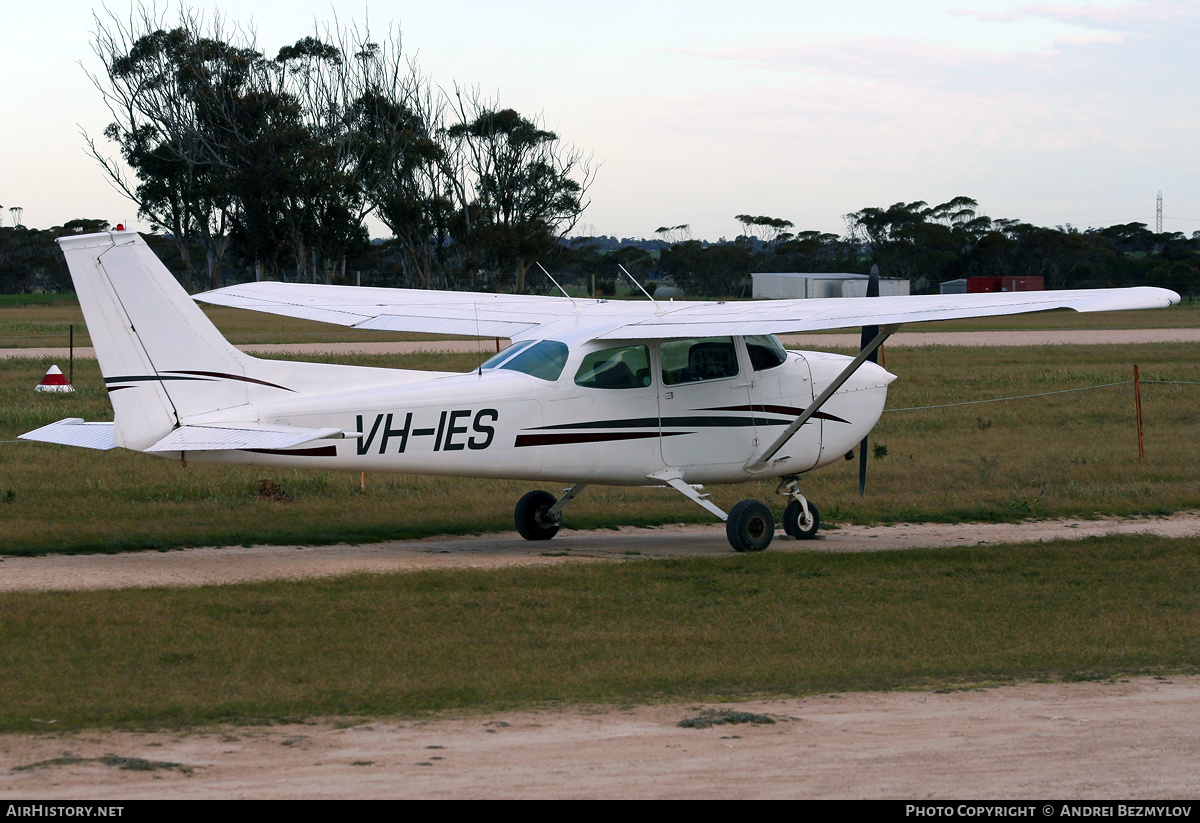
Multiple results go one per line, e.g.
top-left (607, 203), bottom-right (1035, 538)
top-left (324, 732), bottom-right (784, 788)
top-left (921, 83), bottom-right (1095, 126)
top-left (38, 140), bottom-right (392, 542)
top-left (481, 339), bottom-right (569, 382)
top-left (479, 340), bottom-right (535, 371)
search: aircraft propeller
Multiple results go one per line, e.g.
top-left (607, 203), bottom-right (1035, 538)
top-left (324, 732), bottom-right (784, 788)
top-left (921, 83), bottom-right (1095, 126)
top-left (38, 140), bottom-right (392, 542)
top-left (858, 265), bottom-right (880, 495)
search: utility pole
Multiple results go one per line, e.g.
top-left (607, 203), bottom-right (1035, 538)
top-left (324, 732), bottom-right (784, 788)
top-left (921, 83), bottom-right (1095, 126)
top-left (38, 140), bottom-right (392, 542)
top-left (1156, 191), bottom-right (1163, 234)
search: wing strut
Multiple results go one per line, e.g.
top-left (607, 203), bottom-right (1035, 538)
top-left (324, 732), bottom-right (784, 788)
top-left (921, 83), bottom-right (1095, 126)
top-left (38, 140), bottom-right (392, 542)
top-left (749, 323), bottom-right (901, 470)
top-left (647, 470), bottom-right (729, 520)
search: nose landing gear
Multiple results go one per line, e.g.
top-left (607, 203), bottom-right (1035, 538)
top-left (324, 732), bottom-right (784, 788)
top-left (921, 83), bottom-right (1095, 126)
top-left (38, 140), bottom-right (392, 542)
top-left (777, 477), bottom-right (819, 540)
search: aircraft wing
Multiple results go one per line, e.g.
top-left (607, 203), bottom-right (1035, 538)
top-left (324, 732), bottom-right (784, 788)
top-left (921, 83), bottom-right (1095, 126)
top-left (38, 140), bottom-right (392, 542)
top-left (593, 286), bottom-right (1181, 339)
top-left (196, 282), bottom-right (590, 338)
top-left (197, 282), bottom-right (1180, 340)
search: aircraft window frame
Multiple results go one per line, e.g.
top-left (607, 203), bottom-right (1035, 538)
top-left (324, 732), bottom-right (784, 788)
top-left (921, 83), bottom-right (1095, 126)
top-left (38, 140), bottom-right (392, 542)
top-left (573, 345), bottom-right (652, 390)
top-left (745, 334), bottom-right (788, 372)
top-left (660, 336), bottom-right (740, 385)
top-left (495, 339), bottom-right (569, 382)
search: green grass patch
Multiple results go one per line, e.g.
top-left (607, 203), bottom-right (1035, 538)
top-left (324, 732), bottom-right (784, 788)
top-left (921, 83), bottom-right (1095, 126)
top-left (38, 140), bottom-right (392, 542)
top-left (0, 533), bottom-right (1196, 730)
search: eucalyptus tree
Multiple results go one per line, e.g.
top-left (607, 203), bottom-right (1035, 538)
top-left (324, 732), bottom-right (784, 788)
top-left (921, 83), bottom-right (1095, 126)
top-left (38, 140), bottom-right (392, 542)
top-left (845, 197), bottom-right (991, 290)
top-left (734, 214), bottom-right (794, 245)
top-left (445, 90), bottom-right (595, 292)
top-left (87, 8), bottom-right (428, 287)
top-left (86, 6), bottom-right (252, 289)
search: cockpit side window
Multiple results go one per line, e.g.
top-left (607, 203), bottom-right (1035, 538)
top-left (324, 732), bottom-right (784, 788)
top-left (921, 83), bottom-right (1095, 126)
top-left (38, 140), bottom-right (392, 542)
top-left (574, 345), bottom-right (651, 390)
top-left (745, 334), bottom-right (788, 371)
top-left (495, 340), bottom-right (569, 381)
top-left (660, 337), bottom-right (739, 385)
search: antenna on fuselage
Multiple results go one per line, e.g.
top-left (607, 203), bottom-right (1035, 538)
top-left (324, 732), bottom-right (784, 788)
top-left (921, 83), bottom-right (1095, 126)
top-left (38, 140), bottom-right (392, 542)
top-left (618, 264), bottom-right (663, 314)
top-left (536, 263), bottom-right (579, 312)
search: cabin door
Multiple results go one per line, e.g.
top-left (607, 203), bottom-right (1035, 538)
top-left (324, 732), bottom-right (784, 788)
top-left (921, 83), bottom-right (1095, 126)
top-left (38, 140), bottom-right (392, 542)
top-left (657, 337), bottom-right (756, 467)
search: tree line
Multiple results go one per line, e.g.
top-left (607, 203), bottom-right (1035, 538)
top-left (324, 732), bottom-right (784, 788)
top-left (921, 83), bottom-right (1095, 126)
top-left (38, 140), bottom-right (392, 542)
top-left (82, 6), bottom-right (592, 294)
top-left (6, 197), bottom-right (1196, 298)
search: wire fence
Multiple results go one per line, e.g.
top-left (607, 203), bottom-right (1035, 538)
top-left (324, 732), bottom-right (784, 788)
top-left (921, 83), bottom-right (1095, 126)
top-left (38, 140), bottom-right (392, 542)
top-left (884, 378), bottom-right (1199, 414)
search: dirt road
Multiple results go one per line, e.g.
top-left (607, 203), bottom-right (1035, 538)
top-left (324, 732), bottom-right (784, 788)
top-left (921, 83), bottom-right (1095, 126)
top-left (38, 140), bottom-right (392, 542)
top-left (2, 676), bottom-right (1198, 799)
top-left (3, 513), bottom-right (1200, 592)
top-left (6, 326), bottom-right (1200, 360)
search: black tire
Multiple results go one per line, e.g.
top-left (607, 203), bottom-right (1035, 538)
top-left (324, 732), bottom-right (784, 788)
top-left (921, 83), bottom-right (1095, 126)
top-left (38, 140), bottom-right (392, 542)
top-left (783, 500), bottom-right (820, 539)
top-left (515, 490), bottom-right (561, 541)
top-left (726, 499), bottom-right (774, 552)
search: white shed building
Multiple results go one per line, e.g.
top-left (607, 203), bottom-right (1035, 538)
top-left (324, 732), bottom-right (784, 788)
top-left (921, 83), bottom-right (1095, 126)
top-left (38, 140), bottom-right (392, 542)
top-left (751, 272), bottom-right (910, 299)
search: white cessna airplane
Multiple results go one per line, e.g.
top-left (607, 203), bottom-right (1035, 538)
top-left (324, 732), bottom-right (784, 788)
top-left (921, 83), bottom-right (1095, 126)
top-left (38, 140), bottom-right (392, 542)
top-left (22, 229), bottom-right (1179, 551)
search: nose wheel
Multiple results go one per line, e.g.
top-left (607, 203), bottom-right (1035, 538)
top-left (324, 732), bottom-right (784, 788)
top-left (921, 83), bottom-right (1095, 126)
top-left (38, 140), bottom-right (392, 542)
top-left (777, 477), bottom-right (819, 540)
top-left (783, 499), bottom-right (820, 539)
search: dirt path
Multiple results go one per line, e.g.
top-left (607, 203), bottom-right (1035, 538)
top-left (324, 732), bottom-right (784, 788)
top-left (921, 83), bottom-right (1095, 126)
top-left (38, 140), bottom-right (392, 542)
top-left (2, 512), bottom-right (1198, 592)
top-left (2, 677), bottom-right (1197, 799)
top-left (6, 327), bottom-right (1200, 360)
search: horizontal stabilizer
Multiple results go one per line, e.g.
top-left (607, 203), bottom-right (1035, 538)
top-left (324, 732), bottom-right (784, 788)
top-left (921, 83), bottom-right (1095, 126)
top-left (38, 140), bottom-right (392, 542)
top-left (20, 418), bottom-right (117, 450)
top-left (146, 423), bottom-right (345, 453)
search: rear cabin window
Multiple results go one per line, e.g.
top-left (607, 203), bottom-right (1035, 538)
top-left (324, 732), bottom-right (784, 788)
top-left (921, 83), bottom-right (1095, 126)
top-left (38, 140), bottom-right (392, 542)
top-left (661, 337), bottom-right (739, 385)
top-left (574, 345), bottom-right (651, 390)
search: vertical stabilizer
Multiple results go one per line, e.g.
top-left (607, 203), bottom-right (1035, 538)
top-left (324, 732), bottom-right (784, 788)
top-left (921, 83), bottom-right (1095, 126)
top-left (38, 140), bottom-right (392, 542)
top-left (57, 231), bottom-right (253, 450)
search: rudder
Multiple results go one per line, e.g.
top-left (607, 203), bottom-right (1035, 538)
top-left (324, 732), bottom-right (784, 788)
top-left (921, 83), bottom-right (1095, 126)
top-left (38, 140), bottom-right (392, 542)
top-left (58, 231), bottom-right (254, 451)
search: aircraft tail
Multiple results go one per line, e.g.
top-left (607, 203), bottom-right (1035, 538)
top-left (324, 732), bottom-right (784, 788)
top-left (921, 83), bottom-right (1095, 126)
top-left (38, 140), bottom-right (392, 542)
top-left (57, 231), bottom-right (265, 451)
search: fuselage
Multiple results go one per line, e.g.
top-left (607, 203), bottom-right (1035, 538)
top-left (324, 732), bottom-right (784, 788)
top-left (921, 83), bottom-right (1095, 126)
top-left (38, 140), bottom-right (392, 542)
top-left (179, 333), bottom-right (897, 486)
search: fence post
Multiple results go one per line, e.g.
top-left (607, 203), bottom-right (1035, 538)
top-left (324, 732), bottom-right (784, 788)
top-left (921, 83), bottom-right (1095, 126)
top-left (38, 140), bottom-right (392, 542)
top-left (1134, 364), bottom-right (1144, 462)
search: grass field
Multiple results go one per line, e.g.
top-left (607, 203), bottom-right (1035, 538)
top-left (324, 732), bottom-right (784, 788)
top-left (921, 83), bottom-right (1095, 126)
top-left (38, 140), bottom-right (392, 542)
top-left (1, 341), bottom-right (1197, 555)
top-left (0, 533), bottom-right (1196, 730)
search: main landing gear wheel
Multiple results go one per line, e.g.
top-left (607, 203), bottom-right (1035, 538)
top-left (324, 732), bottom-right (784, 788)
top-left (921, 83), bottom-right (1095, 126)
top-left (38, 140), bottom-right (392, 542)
top-left (726, 499), bottom-right (774, 553)
top-left (783, 500), bottom-right (820, 540)
top-left (515, 490), bottom-right (561, 541)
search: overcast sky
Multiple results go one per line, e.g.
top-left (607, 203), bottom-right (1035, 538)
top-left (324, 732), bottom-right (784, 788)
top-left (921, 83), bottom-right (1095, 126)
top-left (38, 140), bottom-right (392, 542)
top-left (2, 0), bottom-right (1197, 240)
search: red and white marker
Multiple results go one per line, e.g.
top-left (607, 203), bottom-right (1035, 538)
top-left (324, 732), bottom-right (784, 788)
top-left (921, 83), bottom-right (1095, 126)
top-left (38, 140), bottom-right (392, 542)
top-left (35, 365), bottom-right (74, 393)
